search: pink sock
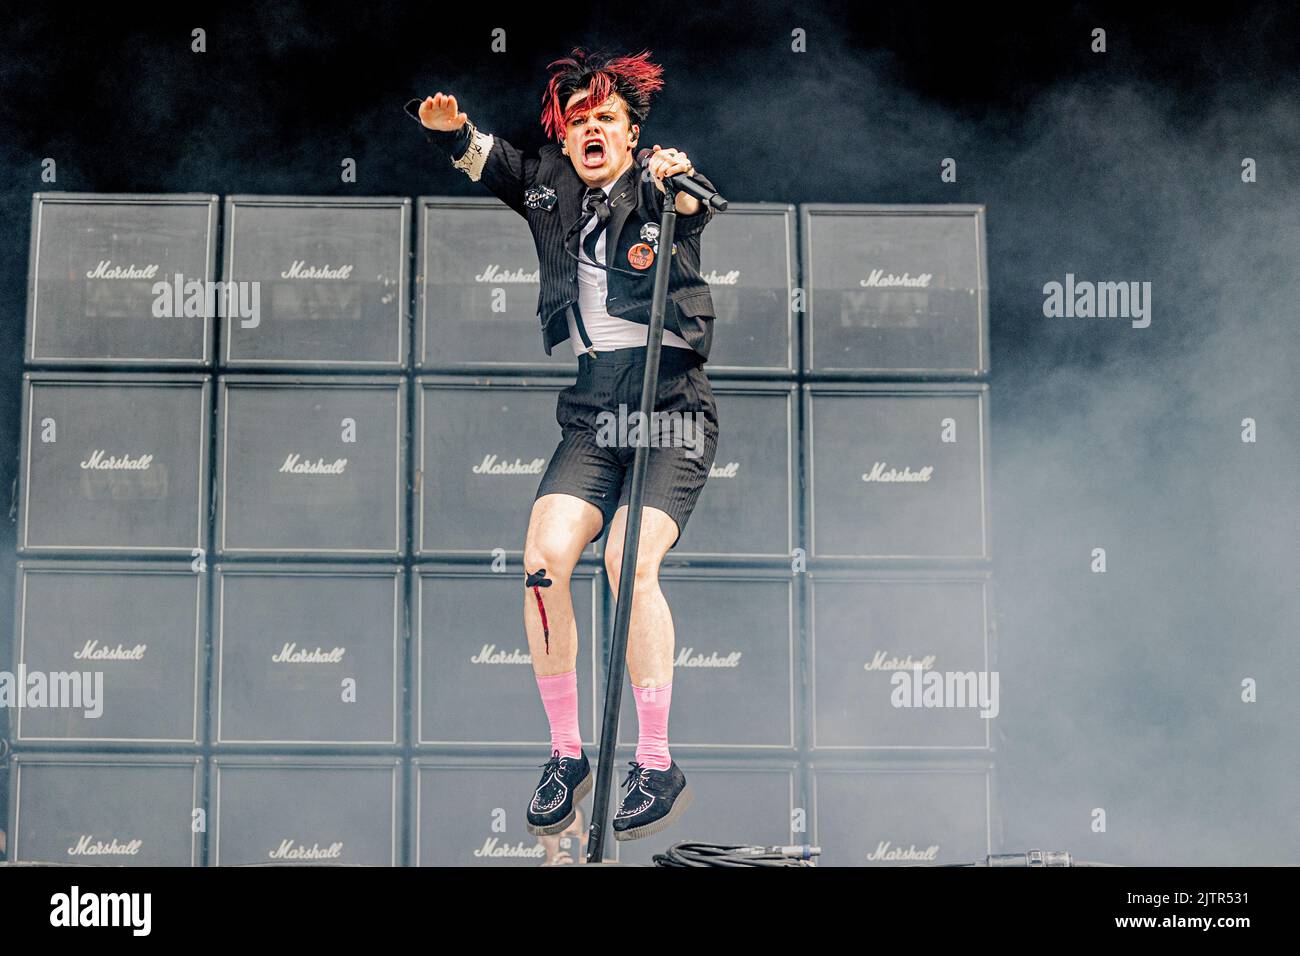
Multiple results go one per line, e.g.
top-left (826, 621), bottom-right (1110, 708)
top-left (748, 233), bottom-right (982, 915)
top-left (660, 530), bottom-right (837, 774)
top-left (632, 681), bottom-right (673, 771)
top-left (536, 669), bottom-right (582, 758)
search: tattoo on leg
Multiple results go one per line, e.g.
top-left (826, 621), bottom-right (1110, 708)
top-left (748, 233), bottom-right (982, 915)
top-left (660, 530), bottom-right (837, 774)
top-left (526, 568), bottom-right (553, 654)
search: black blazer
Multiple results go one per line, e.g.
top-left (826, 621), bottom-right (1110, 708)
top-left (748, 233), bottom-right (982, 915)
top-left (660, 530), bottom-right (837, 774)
top-left (421, 120), bottom-right (719, 362)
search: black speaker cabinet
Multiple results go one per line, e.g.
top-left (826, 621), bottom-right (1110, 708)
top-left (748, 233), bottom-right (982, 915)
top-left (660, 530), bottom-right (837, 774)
top-left (17, 372), bottom-right (210, 555)
top-left (8, 754), bottom-right (202, 866)
top-left (802, 204), bottom-right (988, 377)
top-left (804, 382), bottom-right (991, 560)
top-left (417, 197), bottom-right (576, 373)
top-left (221, 196), bottom-right (409, 369)
top-left (12, 560), bottom-right (204, 745)
top-left (414, 564), bottom-right (602, 747)
top-left (808, 570), bottom-right (994, 750)
top-left (598, 568), bottom-right (796, 751)
top-left (215, 375), bottom-right (406, 557)
top-left (26, 192), bottom-right (218, 366)
top-left (691, 202), bottom-right (796, 376)
top-left (209, 756), bottom-right (401, 866)
top-left (213, 564), bottom-right (402, 746)
top-left (811, 763), bottom-right (993, 866)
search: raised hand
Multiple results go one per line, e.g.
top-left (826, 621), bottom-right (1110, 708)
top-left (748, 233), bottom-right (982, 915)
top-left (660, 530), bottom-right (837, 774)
top-left (418, 92), bottom-right (469, 132)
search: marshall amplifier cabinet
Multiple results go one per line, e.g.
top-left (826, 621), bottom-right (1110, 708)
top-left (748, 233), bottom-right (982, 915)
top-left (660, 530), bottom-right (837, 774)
top-left (17, 372), bottom-right (210, 555)
top-left (220, 196), bottom-right (409, 369)
top-left (612, 763), bottom-right (800, 866)
top-left (8, 754), bottom-right (202, 866)
top-left (808, 570), bottom-right (994, 750)
top-left (414, 564), bottom-right (601, 747)
top-left (609, 380), bottom-right (796, 561)
top-left (210, 756), bottom-right (400, 866)
top-left (415, 375), bottom-right (587, 557)
top-left (804, 382), bottom-right (991, 561)
top-left (694, 202), bottom-right (797, 376)
top-left (25, 192), bottom-right (218, 367)
top-left (413, 758), bottom-right (584, 866)
top-left (215, 375), bottom-right (405, 557)
top-left (12, 561), bottom-right (204, 745)
top-left (214, 564), bottom-right (402, 746)
top-left (811, 763), bottom-right (993, 866)
top-left (417, 197), bottom-right (577, 373)
top-left (601, 568), bottom-right (796, 750)
top-left (801, 204), bottom-right (988, 377)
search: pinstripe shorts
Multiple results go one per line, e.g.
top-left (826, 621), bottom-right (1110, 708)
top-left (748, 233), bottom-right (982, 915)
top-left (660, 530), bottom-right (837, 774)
top-left (534, 345), bottom-right (720, 549)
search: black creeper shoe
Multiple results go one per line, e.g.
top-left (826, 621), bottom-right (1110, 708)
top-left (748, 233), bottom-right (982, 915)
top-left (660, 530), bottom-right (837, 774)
top-left (612, 759), bottom-right (693, 842)
top-left (526, 748), bottom-right (593, 836)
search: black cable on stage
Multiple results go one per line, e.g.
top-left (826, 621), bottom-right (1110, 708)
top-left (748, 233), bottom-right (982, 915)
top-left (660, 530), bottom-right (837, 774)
top-left (915, 850), bottom-right (1121, 867)
top-left (644, 845), bottom-right (1118, 867)
top-left (650, 841), bottom-right (821, 867)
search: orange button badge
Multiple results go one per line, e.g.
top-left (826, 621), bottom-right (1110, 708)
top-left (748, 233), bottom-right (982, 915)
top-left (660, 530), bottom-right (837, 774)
top-left (627, 243), bottom-right (655, 270)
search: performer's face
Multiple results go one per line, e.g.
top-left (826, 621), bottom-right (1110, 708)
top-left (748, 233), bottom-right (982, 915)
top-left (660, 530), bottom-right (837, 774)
top-left (561, 89), bottom-right (639, 188)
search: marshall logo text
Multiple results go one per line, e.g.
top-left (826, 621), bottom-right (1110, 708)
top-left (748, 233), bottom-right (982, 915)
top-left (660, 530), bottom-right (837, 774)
top-left (280, 454), bottom-right (348, 475)
top-left (281, 261), bottom-right (354, 280)
top-left (860, 269), bottom-right (933, 289)
top-left (80, 450), bottom-right (153, 471)
top-left (472, 455), bottom-right (546, 476)
top-left (86, 260), bottom-right (160, 280)
top-left (475, 265), bottom-right (539, 283)
top-left (272, 643), bottom-right (346, 664)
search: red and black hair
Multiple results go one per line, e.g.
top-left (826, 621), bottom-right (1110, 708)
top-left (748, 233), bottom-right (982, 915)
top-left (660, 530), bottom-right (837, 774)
top-left (539, 47), bottom-right (665, 143)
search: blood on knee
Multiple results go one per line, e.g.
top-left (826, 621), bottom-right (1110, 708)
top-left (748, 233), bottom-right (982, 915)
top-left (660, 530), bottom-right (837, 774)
top-left (525, 568), bottom-right (552, 654)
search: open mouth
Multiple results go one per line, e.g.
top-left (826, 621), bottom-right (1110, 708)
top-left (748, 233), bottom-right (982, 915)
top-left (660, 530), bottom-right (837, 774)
top-left (581, 139), bottom-right (606, 168)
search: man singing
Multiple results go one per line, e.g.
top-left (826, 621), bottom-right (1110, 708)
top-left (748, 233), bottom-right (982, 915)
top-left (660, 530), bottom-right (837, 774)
top-left (409, 47), bottom-right (720, 842)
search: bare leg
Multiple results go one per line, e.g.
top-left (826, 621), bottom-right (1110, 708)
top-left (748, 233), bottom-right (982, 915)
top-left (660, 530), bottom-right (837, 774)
top-left (603, 505), bottom-right (679, 688)
top-left (523, 493), bottom-right (605, 677)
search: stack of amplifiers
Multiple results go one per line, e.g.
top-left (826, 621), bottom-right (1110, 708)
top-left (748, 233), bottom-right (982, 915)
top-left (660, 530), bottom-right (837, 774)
top-left (9, 193), bottom-right (419, 866)
top-left (14, 193), bottom-right (217, 864)
top-left (409, 198), bottom-right (809, 862)
top-left (797, 204), bottom-right (996, 865)
top-left (7, 192), bottom-right (995, 865)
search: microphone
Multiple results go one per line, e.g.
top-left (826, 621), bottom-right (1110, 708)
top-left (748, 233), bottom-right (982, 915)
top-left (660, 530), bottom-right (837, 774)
top-left (636, 149), bottom-right (728, 211)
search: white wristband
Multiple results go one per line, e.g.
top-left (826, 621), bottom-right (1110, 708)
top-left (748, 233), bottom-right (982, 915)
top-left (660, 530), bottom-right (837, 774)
top-left (451, 120), bottom-right (494, 182)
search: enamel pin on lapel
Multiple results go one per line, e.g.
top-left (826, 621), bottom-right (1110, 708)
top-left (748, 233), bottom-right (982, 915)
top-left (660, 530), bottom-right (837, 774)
top-left (639, 222), bottom-right (660, 252)
top-left (524, 185), bottom-right (558, 211)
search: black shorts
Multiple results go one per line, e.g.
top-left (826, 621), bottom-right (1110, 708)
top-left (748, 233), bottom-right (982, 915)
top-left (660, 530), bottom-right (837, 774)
top-left (534, 344), bottom-right (720, 549)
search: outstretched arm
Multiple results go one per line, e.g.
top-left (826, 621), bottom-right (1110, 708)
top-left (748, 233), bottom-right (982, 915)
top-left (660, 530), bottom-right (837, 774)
top-left (410, 91), bottom-right (539, 218)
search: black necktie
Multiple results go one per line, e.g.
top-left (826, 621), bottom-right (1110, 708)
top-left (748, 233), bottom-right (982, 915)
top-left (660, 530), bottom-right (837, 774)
top-left (580, 187), bottom-right (610, 266)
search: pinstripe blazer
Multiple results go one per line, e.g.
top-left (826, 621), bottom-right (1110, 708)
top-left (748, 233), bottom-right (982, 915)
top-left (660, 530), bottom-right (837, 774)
top-left (422, 121), bottom-right (719, 362)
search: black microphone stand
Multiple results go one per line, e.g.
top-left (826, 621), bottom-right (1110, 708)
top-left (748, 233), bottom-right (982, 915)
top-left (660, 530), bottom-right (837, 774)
top-left (585, 178), bottom-right (682, 864)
